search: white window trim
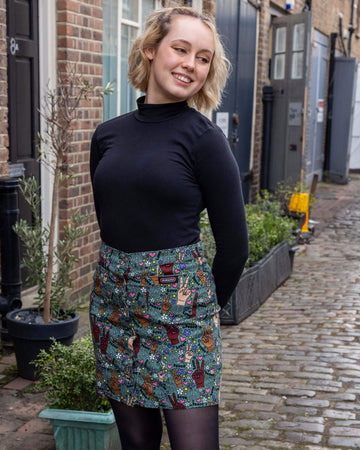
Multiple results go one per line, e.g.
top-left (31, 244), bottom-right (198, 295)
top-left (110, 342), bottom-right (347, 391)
top-left (38, 0), bottom-right (57, 232)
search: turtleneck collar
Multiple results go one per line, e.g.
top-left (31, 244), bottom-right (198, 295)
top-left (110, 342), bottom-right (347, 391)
top-left (134, 96), bottom-right (190, 123)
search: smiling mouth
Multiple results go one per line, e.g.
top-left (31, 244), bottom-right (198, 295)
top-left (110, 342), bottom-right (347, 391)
top-left (173, 73), bottom-right (192, 84)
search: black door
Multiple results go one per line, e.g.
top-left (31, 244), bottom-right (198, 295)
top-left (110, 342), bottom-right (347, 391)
top-left (215, 0), bottom-right (257, 202)
top-left (7, 0), bottom-right (40, 283)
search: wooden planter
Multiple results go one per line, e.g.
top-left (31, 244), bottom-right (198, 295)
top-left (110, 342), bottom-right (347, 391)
top-left (39, 409), bottom-right (121, 450)
top-left (220, 241), bottom-right (295, 325)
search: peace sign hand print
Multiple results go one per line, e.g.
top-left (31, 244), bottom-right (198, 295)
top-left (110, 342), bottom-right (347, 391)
top-left (177, 276), bottom-right (191, 306)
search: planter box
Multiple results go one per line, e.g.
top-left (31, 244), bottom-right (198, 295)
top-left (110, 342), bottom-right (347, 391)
top-left (220, 241), bottom-right (293, 325)
top-left (39, 409), bottom-right (121, 450)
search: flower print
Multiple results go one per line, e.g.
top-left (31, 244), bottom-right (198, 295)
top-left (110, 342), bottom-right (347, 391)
top-left (177, 388), bottom-right (183, 395)
top-left (184, 329), bottom-right (191, 337)
top-left (104, 362), bottom-right (109, 369)
top-left (97, 381), bottom-right (102, 387)
top-left (145, 260), bottom-right (151, 266)
top-left (177, 368), bottom-right (184, 375)
top-left (149, 354), bottom-right (156, 360)
top-left (140, 287), bottom-right (147, 293)
top-left (161, 314), bottom-right (168, 321)
top-left (160, 287), bottom-right (166, 293)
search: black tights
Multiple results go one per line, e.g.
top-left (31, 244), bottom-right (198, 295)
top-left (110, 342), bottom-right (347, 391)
top-left (109, 398), bottom-right (219, 450)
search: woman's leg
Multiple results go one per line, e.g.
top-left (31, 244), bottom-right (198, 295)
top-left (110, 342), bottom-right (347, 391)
top-left (163, 405), bottom-right (219, 450)
top-left (110, 398), bottom-right (163, 450)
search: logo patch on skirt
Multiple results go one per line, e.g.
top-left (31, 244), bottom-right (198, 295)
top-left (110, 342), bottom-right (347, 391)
top-left (159, 276), bottom-right (178, 284)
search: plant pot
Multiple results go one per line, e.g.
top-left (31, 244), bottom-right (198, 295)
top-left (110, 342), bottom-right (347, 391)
top-left (6, 307), bottom-right (79, 380)
top-left (220, 241), bottom-right (293, 325)
top-left (39, 408), bottom-right (121, 450)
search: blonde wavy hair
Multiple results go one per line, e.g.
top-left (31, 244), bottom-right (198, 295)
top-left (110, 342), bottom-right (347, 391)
top-left (128, 7), bottom-right (231, 111)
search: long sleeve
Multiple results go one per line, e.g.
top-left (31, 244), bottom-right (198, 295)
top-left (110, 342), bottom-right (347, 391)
top-left (90, 128), bottom-right (102, 226)
top-left (194, 128), bottom-right (249, 308)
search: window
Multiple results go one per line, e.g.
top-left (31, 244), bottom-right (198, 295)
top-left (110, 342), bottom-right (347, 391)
top-left (103, 0), bottom-right (159, 121)
top-left (291, 23), bottom-right (305, 79)
top-left (273, 27), bottom-right (286, 80)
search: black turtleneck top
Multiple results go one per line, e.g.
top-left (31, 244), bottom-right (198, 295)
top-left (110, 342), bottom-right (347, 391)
top-left (90, 97), bottom-right (248, 307)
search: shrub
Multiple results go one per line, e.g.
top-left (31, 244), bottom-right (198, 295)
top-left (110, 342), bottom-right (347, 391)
top-left (245, 204), bottom-right (295, 266)
top-left (200, 192), bottom-right (296, 268)
top-left (32, 335), bottom-right (110, 413)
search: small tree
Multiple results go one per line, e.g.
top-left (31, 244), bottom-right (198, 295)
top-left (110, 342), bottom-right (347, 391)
top-left (14, 68), bottom-right (110, 323)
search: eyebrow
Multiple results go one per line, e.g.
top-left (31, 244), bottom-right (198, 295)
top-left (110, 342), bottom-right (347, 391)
top-left (170, 39), bottom-right (213, 55)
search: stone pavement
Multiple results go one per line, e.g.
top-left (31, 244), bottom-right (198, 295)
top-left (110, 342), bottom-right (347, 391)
top-left (1, 173), bottom-right (360, 449)
top-left (219, 173), bottom-right (360, 449)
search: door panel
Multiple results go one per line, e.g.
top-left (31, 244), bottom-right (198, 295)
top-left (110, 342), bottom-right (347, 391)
top-left (7, 0), bottom-right (39, 179)
top-left (7, 0), bottom-right (40, 284)
top-left (306, 30), bottom-right (328, 185)
top-left (215, 0), bottom-right (257, 203)
top-left (269, 12), bottom-right (312, 191)
top-left (350, 63), bottom-right (360, 170)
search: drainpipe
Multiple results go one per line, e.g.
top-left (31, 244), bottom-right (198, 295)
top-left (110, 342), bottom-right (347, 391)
top-left (261, 85), bottom-right (274, 191)
top-left (348, 0), bottom-right (355, 56)
top-left (0, 178), bottom-right (22, 315)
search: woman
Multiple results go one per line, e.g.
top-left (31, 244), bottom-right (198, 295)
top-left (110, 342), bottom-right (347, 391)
top-left (90, 6), bottom-right (248, 450)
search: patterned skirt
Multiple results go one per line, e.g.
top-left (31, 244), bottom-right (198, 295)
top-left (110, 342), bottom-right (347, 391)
top-left (89, 241), bottom-right (222, 409)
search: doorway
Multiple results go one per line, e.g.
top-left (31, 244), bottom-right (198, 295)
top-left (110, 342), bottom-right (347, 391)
top-left (7, 0), bottom-right (40, 283)
top-left (306, 29), bottom-right (328, 185)
top-left (215, 0), bottom-right (258, 203)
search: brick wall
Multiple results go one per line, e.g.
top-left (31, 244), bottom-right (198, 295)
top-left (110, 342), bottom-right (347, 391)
top-left (250, 0), bottom-right (360, 200)
top-left (250, 0), bottom-right (271, 201)
top-left (56, 0), bottom-right (103, 300)
top-left (270, 0), bottom-right (360, 59)
top-left (0, 0), bottom-right (8, 178)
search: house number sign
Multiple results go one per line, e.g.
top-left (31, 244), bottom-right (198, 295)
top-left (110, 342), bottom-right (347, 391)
top-left (9, 37), bottom-right (19, 56)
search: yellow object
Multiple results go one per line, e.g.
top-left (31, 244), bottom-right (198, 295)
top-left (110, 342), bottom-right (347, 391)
top-left (289, 193), bottom-right (309, 233)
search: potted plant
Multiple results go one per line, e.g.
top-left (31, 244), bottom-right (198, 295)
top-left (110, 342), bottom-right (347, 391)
top-left (201, 191), bottom-right (297, 325)
top-left (6, 69), bottom-right (101, 380)
top-left (34, 335), bottom-right (121, 450)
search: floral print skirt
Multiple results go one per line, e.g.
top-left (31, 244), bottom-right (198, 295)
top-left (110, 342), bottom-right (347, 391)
top-left (90, 241), bottom-right (222, 409)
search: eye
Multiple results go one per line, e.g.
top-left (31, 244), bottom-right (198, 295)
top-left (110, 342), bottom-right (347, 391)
top-left (174, 47), bottom-right (186, 53)
top-left (198, 56), bottom-right (210, 64)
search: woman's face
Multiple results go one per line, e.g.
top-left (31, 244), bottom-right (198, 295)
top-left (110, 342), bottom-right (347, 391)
top-left (144, 15), bottom-right (214, 104)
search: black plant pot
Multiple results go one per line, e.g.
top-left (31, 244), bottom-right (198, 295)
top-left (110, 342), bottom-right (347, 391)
top-left (6, 307), bottom-right (79, 380)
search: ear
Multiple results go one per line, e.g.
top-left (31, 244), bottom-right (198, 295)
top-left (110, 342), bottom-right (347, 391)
top-left (144, 46), bottom-right (155, 61)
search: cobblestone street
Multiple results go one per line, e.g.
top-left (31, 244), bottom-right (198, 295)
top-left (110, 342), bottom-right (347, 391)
top-left (219, 192), bottom-right (360, 448)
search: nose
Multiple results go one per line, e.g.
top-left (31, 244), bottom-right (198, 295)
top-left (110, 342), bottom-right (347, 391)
top-left (181, 54), bottom-right (195, 71)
